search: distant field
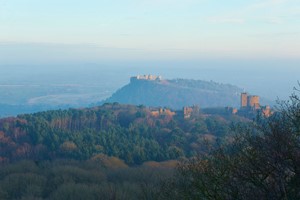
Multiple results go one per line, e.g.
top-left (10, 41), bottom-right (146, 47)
top-left (0, 66), bottom-right (129, 117)
top-left (0, 84), bottom-right (112, 105)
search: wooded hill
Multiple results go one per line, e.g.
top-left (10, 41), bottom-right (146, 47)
top-left (0, 103), bottom-right (250, 165)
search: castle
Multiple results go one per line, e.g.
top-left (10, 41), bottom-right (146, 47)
top-left (183, 105), bottom-right (200, 119)
top-left (150, 107), bottom-right (176, 117)
top-left (239, 92), bottom-right (272, 117)
top-left (240, 92), bottom-right (260, 109)
top-left (138, 92), bottom-right (271, 119)
top-left (128, 75), bottom-right (272, 118)
top-left (130, 75), bottom-right (162, 82)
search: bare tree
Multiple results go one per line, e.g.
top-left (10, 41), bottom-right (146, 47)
top-left (162, 88), bottom-right (300, 200)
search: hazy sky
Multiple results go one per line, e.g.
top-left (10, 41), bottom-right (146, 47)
top-left (0, 0), bottom-right (299, 63)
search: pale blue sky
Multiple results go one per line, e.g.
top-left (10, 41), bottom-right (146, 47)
top-left (0, 0), bottom-right (299, 63)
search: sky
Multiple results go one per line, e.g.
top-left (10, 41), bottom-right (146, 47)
top-left (0, 0), bottom-right (300, 64)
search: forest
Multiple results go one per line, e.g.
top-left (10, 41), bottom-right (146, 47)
top-left (162, 91), bottom-right (300, 199)
top-left (0, 89), bottom-right (299, 199)
top-left (0, 103), bottom-right (248, 164)
top-left (0, 102), bottom-right (248, 199)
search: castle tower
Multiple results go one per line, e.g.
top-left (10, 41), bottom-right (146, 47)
top-left (241, 93), bottom-right (248, 108)
top-left (247, 95), bottom-right (260, 109)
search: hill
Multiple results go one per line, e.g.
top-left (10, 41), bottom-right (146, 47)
top-left (0, 103), bottom-right (250, 165)
top-left (104, 77), bottom-right (243, 109)
top-left (0, 103), bottom-right (262, 199)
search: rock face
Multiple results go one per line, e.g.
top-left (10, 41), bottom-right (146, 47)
top-left (104, 78), bottom-right (243, 109)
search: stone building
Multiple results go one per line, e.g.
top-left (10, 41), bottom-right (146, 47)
top-left (239, 92), bottom-right (272, 117)
top-left (225, 107), bottom-right (238, 115)
top-left (150, 107), bottom-right (175, 117)
top-left (130, 75), bottom-right (162, 82)
top-left (241, 92), bottom-right (260, 109)
top-left (183, 105), bottom-right (200, 119)
top-left (261, 105), bottom-right (272, 117)
top-left (247, 95), bottom-right (260, 109)
top-left (241, 92), bottom-right (248, 108)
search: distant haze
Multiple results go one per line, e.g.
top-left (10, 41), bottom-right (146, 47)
top-left (0, 0), bottom-right (299, 113)
top-left (0, 60), bottom-right (298, 102)
top-left (1, 0), bottom-right (299, 61)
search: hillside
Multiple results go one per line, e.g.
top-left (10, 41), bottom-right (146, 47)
top-left (0, 103), bottom-right (250, 165)
top-left (0, 102), bottom-right (279, 199)
top-left (0, 103), bottom-right (250, 199)
top-left (104, 78), bottom-right (243, 109)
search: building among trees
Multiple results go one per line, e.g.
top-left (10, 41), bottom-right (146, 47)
top-left (239, 92), bottom-right (272, 117)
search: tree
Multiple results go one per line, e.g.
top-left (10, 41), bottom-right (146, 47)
top-left (162, 89), bottom-right (300, 200)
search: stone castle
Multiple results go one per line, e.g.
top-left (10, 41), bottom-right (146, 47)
top-left (128, 75), bottom-right (272, 118)
top-left (137, 92), bottom-right (271, 119)
top-left (150, 107), bottom-right (176, 117)
top-left (241, 92), bottom-right (260, 109)
top-left (183, 105), bottom-right (200, 119)
top-left (239, 92), bottom-right (272, 117)
top-left (130, 75), bottom-right (162, 83)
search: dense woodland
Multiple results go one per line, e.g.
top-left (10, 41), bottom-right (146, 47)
top-left (0, 159), bottom-right (176, 199)
top-left (0, 89), bottom-right (299, 199)
top-left (0, 103), bottom-right (249, 199)
top-left (162, 91), bottom-right (300, 199)
top-left (0, 103), bottom-right (248, 165)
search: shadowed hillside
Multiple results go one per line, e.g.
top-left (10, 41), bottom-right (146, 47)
top-left (104, 77), bottom-right (243, 109)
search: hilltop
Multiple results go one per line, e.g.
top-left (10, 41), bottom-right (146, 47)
top-left (104, 75), bottom-right (243, 109)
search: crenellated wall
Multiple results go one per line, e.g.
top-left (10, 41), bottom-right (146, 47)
top-left (130, 75), bottom-right (162, 83)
